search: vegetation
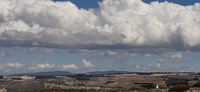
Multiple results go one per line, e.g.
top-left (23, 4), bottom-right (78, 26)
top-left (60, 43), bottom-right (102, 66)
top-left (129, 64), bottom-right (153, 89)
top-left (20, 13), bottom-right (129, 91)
top-left (168, 82), bottom-right (188, 86)
top-left (168, 84), bottom-right (190, 92)
top-left (192, 82), bottom-right (200, 87)
top-left (141, 84), bottom-right (156, 89)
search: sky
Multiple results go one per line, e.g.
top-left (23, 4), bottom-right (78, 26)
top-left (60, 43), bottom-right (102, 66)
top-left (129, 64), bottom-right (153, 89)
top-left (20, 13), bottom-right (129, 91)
top-left (0, 0), bottom-right (200, 75)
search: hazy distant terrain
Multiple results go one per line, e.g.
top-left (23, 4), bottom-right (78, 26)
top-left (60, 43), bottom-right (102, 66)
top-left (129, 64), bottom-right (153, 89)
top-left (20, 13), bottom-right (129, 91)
top-left (0, 71), bottom-right (200, 92)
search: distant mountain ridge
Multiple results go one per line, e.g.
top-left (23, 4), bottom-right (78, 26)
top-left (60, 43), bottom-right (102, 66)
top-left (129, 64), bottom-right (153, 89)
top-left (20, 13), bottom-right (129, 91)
top-left (87, 70), bottom-right (132, 75)
top-left (11, 70), bottom-right (132, 76)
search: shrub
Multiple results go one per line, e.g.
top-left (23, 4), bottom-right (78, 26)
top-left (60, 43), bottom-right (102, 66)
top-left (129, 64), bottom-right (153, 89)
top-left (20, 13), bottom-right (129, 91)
top-left (192, 82), bottom-right (200, 87)
top-left (169, 84), bottom-right (190, 92)
top-left (142, 84), bottom-right (156, 89)
top-left (170, 82), bottom-right (188, 86)
top-left (127, 87), bottom-right (137, 91)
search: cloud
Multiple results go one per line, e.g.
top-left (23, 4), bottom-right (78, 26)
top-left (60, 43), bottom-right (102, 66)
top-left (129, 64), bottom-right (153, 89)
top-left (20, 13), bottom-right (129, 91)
top-left (0, 0), bottom-right (200, 58)
top-left (137, 64), bottom-right (199, 72)
top-left (0, 52), bottom-right (6, 57)
top-left (170, 53), bottom-right (183, 59)
top-left (28, 63), bottom-right (55, 71)
top-left (59, 64), bottom-right (78, 71)
top-left (0, 62), bottom-right (79, 74)
top-left (27, 47), bottom-right (55, 54)
top-left (7, 62), bottom-right (25, 68)
top-left (144, 54), bottom-right (152, 58)
top-left (156, 63), bottom-right (161, 68)
top-left (0, 62), bottom-right (25, 74)
top-left (136, 65), bottom-right (140, 69)
top-left (28, 63), bottom-right (78, 72)
top-left (156, 52), bottom-right (184, 63)
top-left (83, 59), bottom-right (94, 68)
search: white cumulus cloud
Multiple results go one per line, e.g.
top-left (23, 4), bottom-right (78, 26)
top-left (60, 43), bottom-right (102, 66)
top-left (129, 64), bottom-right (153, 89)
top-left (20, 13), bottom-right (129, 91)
top-left (7, 62), bottom-right (25, 68)
top-left (0, 0), bottom-right (199, 57)
top-left (60, 64), bottom-right (78, 71)
top-left (83, 59), bottom-right (94, 68)
top-left (0, 62), bottom-right (79, 74)
top-left (28, 63), bottom-right (55, 71)
top-left (28, 63), bottom-right (78, 72)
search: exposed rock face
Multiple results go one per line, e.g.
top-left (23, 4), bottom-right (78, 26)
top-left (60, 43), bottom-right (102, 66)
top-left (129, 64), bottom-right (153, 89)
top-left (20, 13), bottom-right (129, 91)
top-left (6, 81), bottom-right (44, 92)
